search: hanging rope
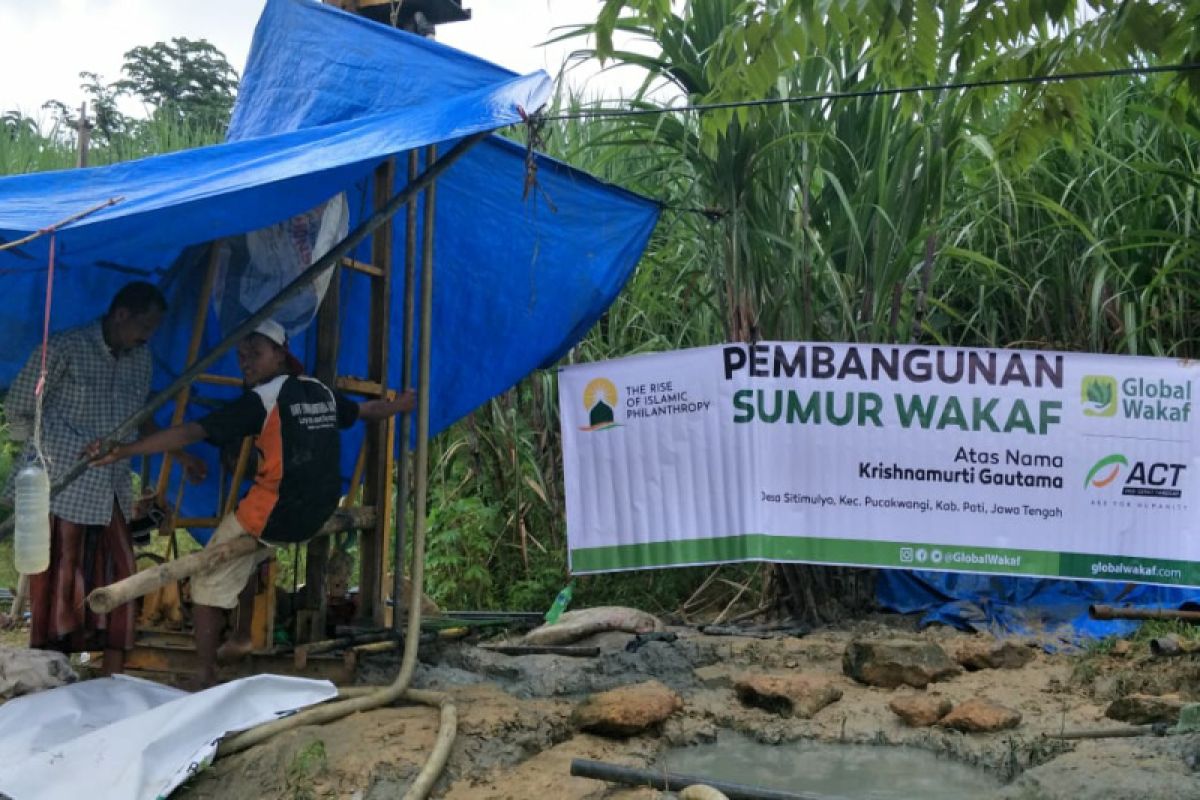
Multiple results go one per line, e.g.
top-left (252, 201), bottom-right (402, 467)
top-left (3, 197), bottom-right (125, 471)
top-left (30, 230), bottom-right (56, 473)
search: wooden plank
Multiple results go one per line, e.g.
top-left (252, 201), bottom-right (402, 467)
top-left (380, 405), bottom-right (396, 616)
top-left (250, 560), bottom-right (277, 653)
top-left (301, 273), bottom-right (342, 644)
top-left (335, 376), bottom-right (385, 397)
top-left (224, 438), bottom-right (253, 516)
top-left (173, 517), bottom-right (221, 529)
top-left (360, 157), bottom-right (395, 626)
top-left (368, 158), bottom-right (394, 385)
top-left (197, 373), bottom-right (244, 387)
top-left (341, 257), bottom-right (385, 277)
top-left (344, 639), bottom-right (399, 671)
top-left (171, 506), bottom-right (375, 542)
top-left (124, 645), bottom-right (352, 684)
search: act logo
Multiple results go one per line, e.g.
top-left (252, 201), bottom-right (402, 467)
top-left (1084, 454), bottom-right (1127, 488)
top-left (1081, 375), bottom-right (1118, 417)
top-left (580, 377), bottom-right (620, 431)
top-left (1085, 453), bottom-right (1187, 498)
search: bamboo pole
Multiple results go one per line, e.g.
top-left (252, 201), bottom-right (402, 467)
top-left (0, 131), bottom-right (490, 543)
top-left (90, 535), bottom-right (264, 614)
top-left (155, 242), bottom-right (222, 500)
top-left (393, 148), bottom-right (419, 632)
top-left (87, 506), bottom-right (377, 613)
top-left (1045, 724), bottom-right (1168, 740)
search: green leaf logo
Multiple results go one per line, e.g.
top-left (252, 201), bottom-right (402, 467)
top-left (1082, 376), bottom-right (1118, 417)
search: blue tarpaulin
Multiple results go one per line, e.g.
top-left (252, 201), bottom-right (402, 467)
top-left (0, 0), bottom-right (660, 538)
top-left (877, 570), bottom-right (1200, 646)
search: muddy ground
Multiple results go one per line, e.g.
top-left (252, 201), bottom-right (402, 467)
top-left (164, 618), bottom-right (1200, 800)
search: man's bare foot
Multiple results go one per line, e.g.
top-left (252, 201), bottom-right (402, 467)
top-left (216, 636), bottom-right (254, 664)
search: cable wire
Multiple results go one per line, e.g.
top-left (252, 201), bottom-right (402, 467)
top-left (542, 62), bottom-right (1200, 122)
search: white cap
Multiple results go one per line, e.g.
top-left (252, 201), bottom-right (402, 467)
top-left (252, 319), bottom-right (287, 347)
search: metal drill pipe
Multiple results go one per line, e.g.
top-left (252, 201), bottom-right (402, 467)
top-left (1089, 605), bottom-right (1200, 622)
top-left (569, 759), bottom-right (823, 800)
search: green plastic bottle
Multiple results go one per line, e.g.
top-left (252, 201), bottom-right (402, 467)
top-left (543, 580), bottom-right (576, 624)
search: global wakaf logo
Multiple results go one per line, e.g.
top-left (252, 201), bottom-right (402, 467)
top-left (580, 377), bottom-right (620, 431)
top-left (1081, 375), bottom-right (1118, 417)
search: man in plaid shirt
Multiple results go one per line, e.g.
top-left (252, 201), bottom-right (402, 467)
top-left (6, 282), bottom-right (204, 674)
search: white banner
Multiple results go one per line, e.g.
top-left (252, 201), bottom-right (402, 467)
top-left (560, 343), bottom-right (1200, 586)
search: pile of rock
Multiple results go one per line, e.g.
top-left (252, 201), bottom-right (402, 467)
top-left (841, 636), bottom-right (1027, 733)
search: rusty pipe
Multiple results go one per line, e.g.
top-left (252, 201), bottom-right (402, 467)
top-left (1089, 605), bottom-right (1200, 622)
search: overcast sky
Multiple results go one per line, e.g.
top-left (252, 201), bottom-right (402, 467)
top-left (0, 0), bottom-right (650, 121)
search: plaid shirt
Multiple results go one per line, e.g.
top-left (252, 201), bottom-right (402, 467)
top-left (5, 320), bottom-right (151, 525)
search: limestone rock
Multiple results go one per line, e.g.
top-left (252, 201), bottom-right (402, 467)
top-left (1111, 639), bottom-right (1133, 657)
top-left (571, 679), bottom-right (682, 737)
top-left (525, 606), bottom-right (663, 646)
top-left (733, 673), bottom-right (843, 719)
top-left (0, 646), bottom-right (77, 698)
top-left (938, 698), bottom-right (1022, 733)
top-left (1105, 693), bottom-right (1185, 725)
top-left (954, 639), bottom-right (1034, 671)
top-left (680, 786), bottom-right (730, 800)
top-left (694, 664), bottom-right (738, 690)
top-left (888, 693), bottom-right (953, 727)
top-left (842, 639), bottom-right (962, 689)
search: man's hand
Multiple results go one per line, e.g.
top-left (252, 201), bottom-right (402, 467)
top-left (177, 452), bottom-right (208, 484)
top-left (358, 389), bottom-right (418, 422)
top-left (394, 389), bottom-right (416, 414)
top-left (84, 439), bottom-right (121, 467)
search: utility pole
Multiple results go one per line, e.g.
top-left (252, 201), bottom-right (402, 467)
top-left (75, 102), bottom-right (92, 168)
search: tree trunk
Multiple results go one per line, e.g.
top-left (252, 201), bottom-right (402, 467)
top-left (776, 564), bottom-right (876, 626)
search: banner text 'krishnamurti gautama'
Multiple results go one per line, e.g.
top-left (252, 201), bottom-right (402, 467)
top-left (559, 343), bottom-right (1200, 586)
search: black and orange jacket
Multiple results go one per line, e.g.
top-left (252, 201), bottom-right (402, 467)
top-left (198, 374), bottom-right (359, 543)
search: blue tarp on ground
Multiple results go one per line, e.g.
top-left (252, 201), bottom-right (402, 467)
top-left (877, 570), bottom-right (1200, 646)
top-left (0, 0), bottom-right (660, 538)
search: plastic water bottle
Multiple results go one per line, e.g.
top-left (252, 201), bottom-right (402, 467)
top-left (13, 464), bottom-right (50, 575)
top-left (544, 580), bottom-right (575, 624)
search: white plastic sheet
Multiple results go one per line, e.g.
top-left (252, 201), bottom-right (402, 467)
top-left (0, 674), bottom-right (337, 799)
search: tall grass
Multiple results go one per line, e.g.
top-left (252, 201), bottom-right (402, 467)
top-left (6, 18), bottom-right (1199, 616)
top-left (0, 115), bottom-right (224, 176)
top-left (422, 74), bottom-right (1200, 615)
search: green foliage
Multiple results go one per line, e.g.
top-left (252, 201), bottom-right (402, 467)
top-left (7, 9), bottom-right (1200, 618)
top-left (27, 36), bottom-right (236, 160)
top-left (285, 739), bottom-right (327, 800)
top-left (1131, 619), bottom-right (1200, 643)
top-left (425, 497), bottom-right (498, 609)
top-left (436, 0), bottom-right (1200, 616)
top-left (116, 38), bottom-right (239, 130)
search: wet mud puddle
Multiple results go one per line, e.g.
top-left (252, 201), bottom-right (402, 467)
top-left (659, 730), bottom-right (1001, 799)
